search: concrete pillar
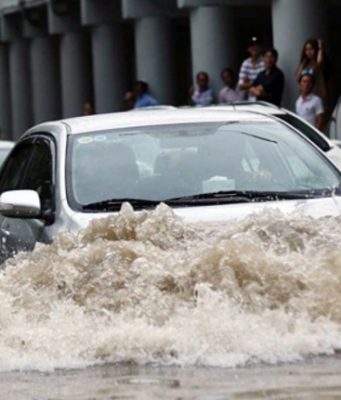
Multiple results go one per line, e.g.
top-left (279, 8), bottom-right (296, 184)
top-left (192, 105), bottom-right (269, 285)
top-left (9, 39), bottom-right (33, 139)
top-left (135, 16), bottom-right (175, 105)
top-left (60, 32), bottom-right (93, 118)
top-left (91, 24), bottom-right (128, 113)
top-left (189, 6), bottom-right (236, 99)
top-left (272, 0), bottom-right (327, 109)
top-left (30, 36), bottom-right (61, 124)
top-left (0, 44), bottom-right (12, 140)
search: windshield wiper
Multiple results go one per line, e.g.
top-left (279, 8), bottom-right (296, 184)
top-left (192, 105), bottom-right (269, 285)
top-left (82, 189), bottom-right (339, 211)
top-left (82, 198), bottom-right (161, 211)
top-left (164, 190), bottom-right (328, 205)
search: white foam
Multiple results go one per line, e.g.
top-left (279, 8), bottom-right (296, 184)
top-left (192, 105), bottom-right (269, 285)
top-left (0, 203), bottom-right (341, 372)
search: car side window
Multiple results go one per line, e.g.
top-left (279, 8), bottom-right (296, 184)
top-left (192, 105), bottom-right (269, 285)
top-left (277, 114), bottom-right (330, 152)
top-left (0, 143), bottom-right (36, 193)
top-left (21, 139), bottom-right (54, 212)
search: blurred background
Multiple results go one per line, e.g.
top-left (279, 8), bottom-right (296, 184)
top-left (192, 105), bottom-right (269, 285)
top-left (0, 0), bottom-right (340, 140)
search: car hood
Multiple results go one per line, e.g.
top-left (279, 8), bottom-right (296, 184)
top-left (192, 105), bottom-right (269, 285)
top-left (69, 197), bottom-right (341, 230)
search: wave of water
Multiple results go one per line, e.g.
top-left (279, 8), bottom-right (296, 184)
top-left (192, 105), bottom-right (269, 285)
top-left (0, 203), bottom-right (341, 372)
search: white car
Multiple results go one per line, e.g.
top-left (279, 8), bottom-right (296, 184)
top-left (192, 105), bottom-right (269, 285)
top-left (0, 108), bottom-right (341, 263)
top-left (206, 102), bottom-right (341, 169)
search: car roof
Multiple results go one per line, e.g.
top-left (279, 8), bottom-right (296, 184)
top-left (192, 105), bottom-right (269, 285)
top-left (202, 103), bottom-right (334, 148)
top-left (205, 102), bottom-right (286, 116)
top-left (27, 108), bottom-right (275, 136)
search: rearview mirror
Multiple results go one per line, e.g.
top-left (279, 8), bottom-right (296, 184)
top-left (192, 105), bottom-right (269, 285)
top-left (0, 190), bottom-right (41, 218)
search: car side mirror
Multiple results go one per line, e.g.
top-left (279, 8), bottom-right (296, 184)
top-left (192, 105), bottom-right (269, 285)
top-left (0, 190), bottom-right (41, 218)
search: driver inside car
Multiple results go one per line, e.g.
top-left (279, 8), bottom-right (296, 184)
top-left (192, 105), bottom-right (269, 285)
top-left (200, 130), bottom-right (274, 191)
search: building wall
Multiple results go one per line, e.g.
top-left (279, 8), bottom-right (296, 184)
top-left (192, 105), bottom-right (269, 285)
top-left (0, 0), bottom-right (339, 139)
top-left (327, 2), bottom-right (341, 108)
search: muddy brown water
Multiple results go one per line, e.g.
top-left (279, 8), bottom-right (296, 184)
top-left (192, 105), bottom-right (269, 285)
top-left (1, 204), bottom-right (341, 399)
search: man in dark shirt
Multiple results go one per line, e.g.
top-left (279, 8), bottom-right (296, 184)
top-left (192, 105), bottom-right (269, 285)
top-left (249, 48), bottom-right (285, 106)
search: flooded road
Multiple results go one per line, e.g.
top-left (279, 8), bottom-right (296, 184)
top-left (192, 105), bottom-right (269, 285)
top-left (2, 357), bottom-right (341, 399)
top-left (0, 204), bottom-right (341, 398)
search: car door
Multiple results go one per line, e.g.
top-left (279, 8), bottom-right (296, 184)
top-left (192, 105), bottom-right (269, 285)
top-left (0, 135), bottom-right (56, 263)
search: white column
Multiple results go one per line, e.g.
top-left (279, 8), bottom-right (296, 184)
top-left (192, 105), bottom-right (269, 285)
top-left (60, 32), bottom-right (93, 118)
top-left (272, 0), bottom-right (327, 109)
top-left (0, 44), bottom-right (12, 139)
top-left (135, 16), bottom-right (175, 105)
top-left (30, 36), bottom-right (61, 124)
top-left (91, 24), bottom-right (128, 113)
top-left (9, 39), bottom-right (33, 139)
top-left (190, 6), bottom-right (236, 99)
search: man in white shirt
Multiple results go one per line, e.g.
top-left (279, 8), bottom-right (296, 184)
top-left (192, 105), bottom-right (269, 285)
top-left (238, 37), bottom-right (265, 100)
top-left (219, 68), bottom-right (244, 104)
top-left (191, 71), bottom-right (214, 106)
top-left (296, 73), bottom-right (324, 131)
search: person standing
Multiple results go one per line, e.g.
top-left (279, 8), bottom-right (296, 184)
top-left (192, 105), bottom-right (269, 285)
top-left (219, 68), bottom-right (244, 104)
top-left (124, 91), bottom-right (135, 110)
top-left (295, 73), bottom-right (324, 131)
top-left (133, 81), bottom-right (158, 108)
top-left (249, 48), bottom-right (284, 106)
top-left (83, 102), bottom-right (94, 115)
top-left (238, 37), bottom-right (265, 100)
top-left (295, 38), bottom-right (332, 106)
top-left (190, 71), bottom-right (214, 106)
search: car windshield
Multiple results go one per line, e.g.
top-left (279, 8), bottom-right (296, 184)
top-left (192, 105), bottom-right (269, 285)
top-left (67, 120), bottom-right (341, 211)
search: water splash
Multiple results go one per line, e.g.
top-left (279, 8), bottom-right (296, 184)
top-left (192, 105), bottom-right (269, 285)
top-left (0, 203), bottom-right (341, 371)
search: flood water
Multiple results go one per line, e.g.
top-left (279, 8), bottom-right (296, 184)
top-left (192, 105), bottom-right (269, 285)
top-left (1, 203), bottom-right (341, 398)
top-left (2, 356), bottom-right (341, 399)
